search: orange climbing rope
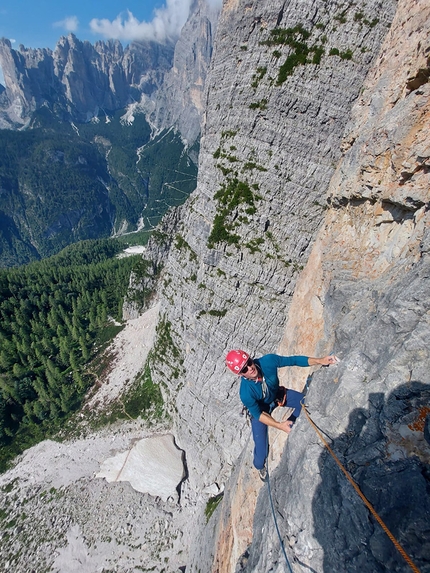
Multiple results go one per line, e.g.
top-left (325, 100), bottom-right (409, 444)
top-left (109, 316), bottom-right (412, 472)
top-left (301, 403), bottom-right (421, 573)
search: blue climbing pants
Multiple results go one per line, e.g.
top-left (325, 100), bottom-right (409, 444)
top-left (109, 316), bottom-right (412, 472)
top-left (250, 388), bottom-right (304, 470)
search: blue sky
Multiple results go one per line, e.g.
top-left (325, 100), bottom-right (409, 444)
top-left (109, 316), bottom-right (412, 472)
top-left (0, 0), bottom-right (205, 50)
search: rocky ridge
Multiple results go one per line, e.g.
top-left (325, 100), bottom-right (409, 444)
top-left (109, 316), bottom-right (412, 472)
top-left (0, 36), bottom-right (170, 127)
top-left (0, 0), bottom-right (219, 143)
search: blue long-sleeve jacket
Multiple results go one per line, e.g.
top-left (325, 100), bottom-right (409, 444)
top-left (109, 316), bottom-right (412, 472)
top-left (239, 354), bottom-right (309, 419)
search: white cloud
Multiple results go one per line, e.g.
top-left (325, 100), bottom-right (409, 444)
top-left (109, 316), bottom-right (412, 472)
top-left (90, 0), bottom-right (193, 43)
top-left (53, 16), bottom-right (79, 33)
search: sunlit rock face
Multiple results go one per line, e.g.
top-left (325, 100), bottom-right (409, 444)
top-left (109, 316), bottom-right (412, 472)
top-left (148, 0), bottom-right (397, 512)
top-left (236, 0), bottom-right (430, 571)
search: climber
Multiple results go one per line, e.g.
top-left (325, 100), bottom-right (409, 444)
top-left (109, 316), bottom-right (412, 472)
top-left (225, 350), bottom-right (338, 480)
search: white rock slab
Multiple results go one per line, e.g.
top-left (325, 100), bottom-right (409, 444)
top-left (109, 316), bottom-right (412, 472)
top-left (96, 434), bottom-right (185, 502)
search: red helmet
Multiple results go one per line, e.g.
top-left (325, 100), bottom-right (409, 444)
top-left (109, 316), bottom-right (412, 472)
top-left (226, 350), bottom-right (250, 374)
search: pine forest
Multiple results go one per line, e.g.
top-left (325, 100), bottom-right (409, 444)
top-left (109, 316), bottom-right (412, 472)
top-left (0, 238), bottom-right (150, 470)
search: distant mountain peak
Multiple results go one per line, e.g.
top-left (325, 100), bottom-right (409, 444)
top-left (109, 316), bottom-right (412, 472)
top-left (0, 1), bottom-right (219, 142)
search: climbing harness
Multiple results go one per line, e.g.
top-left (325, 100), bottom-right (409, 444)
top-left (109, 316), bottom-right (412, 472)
top-left (301, 401), bottom-right (421, 573)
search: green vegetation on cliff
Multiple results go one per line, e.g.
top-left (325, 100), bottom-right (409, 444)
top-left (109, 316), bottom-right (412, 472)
top-left (259, 25), bottom-right (325, 83)
top-left (208, 174), bottom-right (262, 249)
top-left (94, 361), bottom-right (165, 428)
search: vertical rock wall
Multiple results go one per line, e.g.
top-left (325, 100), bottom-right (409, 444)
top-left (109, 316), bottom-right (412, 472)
top-left (143, 4), bottom-right (401, 569)
top-left (142, 0), bottom-right (219, 145)
top-left (239, 0), bottom-right (430, 571)
top-left (151, 0), bottom-right (396, 500)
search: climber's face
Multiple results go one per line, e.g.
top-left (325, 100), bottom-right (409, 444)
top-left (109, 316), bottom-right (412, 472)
top-left (240, 359), bottom-right (259, 380)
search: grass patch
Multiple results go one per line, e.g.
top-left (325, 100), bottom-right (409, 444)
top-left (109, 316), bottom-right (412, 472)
top-left (205, 493), bottom-right (224, 522)
top-left (243, 161), bottom-right (268, 172)
top-left (249, 98), bottom-right (268, 110)
top-left (150, 316), bottom-right (184, 380)
top-left (208, 213), bottom-right (240, 247)
top-left (251, 66), bottom-right (267, 88)
top-left (208, 309), bottom-right (227, 317)
top-left (174, 234), bottom-right (197, 261)
top-left (207, 178), bottom-right (261, 249)
top-left (340, 49), bottom-right (353, 60)
top-left (245, 237), bottom-right (264, 254)
top-left (120, 363), bottom-right (164, 420)
top-left (261, 25), bottom-right (311, 46)
top-left (334, 12), bottom-right (347, 24)
top-left (260, 24), bottom-right (325, 84)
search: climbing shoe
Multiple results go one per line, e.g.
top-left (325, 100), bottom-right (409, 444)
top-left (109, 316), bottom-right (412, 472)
top-left (258, 464), bottom-right (268, 482)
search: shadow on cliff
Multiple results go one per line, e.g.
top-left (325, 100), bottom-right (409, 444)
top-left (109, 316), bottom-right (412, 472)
top-left (312, 381), bottom-right (430, 573)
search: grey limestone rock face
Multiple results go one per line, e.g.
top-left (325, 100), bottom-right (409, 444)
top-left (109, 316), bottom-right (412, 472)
top-left (149, 0), bottom-right (397, 500)
top-left (141, 0), bottom-right (219, 145)
top-left (248, 271), bottom-right (430, 572)
top-left (237, 0), bottom-right (430, 571)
